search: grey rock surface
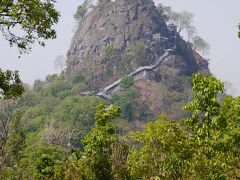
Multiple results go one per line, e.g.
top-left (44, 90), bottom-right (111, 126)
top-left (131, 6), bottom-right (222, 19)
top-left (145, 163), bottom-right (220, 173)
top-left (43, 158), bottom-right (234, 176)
top-left (66, 0), bottom-right (211, 120)
top-left (66, 0), bottom-right (170, 82)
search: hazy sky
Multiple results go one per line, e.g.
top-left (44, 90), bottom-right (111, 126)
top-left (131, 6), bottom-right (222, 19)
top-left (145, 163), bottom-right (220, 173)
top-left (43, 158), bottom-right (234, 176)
top-left (1, 0), bottom-right (240, 95)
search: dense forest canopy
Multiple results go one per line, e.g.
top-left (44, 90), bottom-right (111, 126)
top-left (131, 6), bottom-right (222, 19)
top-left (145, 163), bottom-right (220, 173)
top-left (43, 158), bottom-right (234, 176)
top-left (0, 73), bottom-right (239, 179)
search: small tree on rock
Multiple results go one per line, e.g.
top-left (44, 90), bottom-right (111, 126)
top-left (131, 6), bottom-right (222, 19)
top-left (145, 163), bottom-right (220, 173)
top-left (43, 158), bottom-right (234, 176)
top-left (191, 35), bottom-right (210, 55)
top-left (74, 0), bottom-right (93, 22)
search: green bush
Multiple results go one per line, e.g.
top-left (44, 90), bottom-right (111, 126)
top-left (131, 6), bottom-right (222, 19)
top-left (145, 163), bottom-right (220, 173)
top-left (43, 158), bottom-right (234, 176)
top-left (74, 5), bottom-right (87, 22)
top-left (33, 80), bottom-right (45, 92)
top-left (41, 80), bottom-right (73, 98)
top-left (52, 96), bottom-right (100, 124)
top-left (105, 69), bottom-right (113, 78)
top-left (119, 76), bottom-right (134, 89)
top-left (129, 43), bottom-right (154, 66)
top-left (72, 74), bottom-right (85, 84)
top-left (71, 82), bottom-right (88, 95)
top-left (129, 43), bottom-right (145, 58)
top-left (45, 74), bottom-right (64, 83)
top-left (101, 45), bottom-right (117, 63)
top-left (170, 92), bottom-right (185, 102)
top-left (111, 88), bottom-right (138, 121)
top-left (116, 53), bottom-right (133, 72)
top-left (139, 105), bottom-right (152, 121)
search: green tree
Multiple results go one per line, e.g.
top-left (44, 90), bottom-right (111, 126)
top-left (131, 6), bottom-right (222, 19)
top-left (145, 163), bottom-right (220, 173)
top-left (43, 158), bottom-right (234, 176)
top-left (74, 0), bottom-right (93, 22)
top-left (53, 151), bottom-right (94, 179)
top-left (36, 154), bottom-right (55, 178)
top-left (1, 0), bottom-right (59, 99)
top-left (191, 35), bottom-right (210, 55)
top-left (127, 74), bottom-right (240, 179)
top-left (119, 76), bottom-right (134, 89)
top-left (183, 73), bottom-right (224, 133)
top-left (52, 96), bottom-right (100, 126)
top-left (82, 101), bottom-right (120, 180)
top-left (72, 74), bottom-right (85, 84)
top-left (0, 104), bottom-right (26, 178)
top-left (74, 5), bottom-right (87, 22)
top-left (0, 0), bottom-right (59, 53)
top-left (122, 75), bottom-right (179, 179)
top-left (217, 95), bottom-right (240, 178)
top-left (16, 143), bottom-right (64, 179)
top-left (111, 88), bottom-right (138, 121)
top-left (238, 23), bottom-right (240, 38)
top-left (0, 69), bottom-right (24, 99)
top-left (128, 116), bottom-right (190, 179)
top-left (183, 73), bottom-right (239, 179)
top-left (156, 3), bottom-right (172, 22)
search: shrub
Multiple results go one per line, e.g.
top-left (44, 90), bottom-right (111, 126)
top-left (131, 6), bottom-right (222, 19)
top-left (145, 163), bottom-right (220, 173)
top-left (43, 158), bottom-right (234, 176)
top-left (73, 74), bottom-right (85, 84)
top-left (116, 53), bottom-right (133, 72)
top-left (111, 88), bottom-right (138, 121)
top-left (101, 45), bottom-right (117, 63)
top-left (105, 69), bottom-right (113, 78)
top-left (119, 76), bottom-right (134, 89)
top-left (129, 43), bottom-right (154, 66)
top-left (170, 92), bottom-right (185, 102)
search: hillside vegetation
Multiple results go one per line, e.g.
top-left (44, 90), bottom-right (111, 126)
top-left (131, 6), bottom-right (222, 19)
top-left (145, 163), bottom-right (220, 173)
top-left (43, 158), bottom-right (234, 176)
top-left (1, 74), bottom-right (240, 179)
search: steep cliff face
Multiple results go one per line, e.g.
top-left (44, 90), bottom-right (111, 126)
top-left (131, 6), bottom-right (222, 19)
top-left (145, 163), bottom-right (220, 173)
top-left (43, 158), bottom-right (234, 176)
top-left (65, 0), bottom-right (210, 120)
top-left (66, 0), bottom-right (169, 83)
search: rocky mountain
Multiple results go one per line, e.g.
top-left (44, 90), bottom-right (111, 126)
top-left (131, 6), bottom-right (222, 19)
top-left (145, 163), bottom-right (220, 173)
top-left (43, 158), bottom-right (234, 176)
top-left (65, 0), bottom-right (210, 121)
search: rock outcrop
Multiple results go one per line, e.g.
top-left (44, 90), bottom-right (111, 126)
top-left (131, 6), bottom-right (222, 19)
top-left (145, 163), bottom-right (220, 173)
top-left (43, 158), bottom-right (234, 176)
top-left (66, 0), bottom-right (169, 82)
top-left (65, 0), bottom-right (210, 120)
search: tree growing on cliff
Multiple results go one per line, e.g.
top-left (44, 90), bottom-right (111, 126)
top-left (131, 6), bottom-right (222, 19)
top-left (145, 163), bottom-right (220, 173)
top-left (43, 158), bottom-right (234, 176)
top-left (191, 35), bottom-right (210, 55)
top-left (53, 55), bottom-right (66, 72)
top-left (74, 0), bottom-right (93, 22)
top-left (157, 4), bottom-right (194, 34)
top-left (156, 3), bottom-right (172, 22)
top-left (74, 5), bottom-right (87, 22)
top-left (157, 3), bottom-right (210, 56)
top-left (171, 11), bottom-right (194, 34)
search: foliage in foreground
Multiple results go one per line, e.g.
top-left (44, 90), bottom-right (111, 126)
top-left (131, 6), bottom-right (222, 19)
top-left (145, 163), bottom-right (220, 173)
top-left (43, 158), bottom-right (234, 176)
top-left (0, 0), bottom-right (59, 54)
top-left (1, 74), bottom-right (240, 179)
top-left (0, 0), bottom-right (59, 113)
top-left (128, 74), bottom-right (240, 179)
top-left (0, 69), bottom-right (24, 99)
top-left (238, 23), bottom-right (240, 38)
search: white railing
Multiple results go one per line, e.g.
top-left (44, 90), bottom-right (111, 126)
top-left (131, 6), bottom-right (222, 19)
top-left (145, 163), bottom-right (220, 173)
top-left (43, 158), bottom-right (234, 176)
top-left (96, 50), bottom-right (171, 99)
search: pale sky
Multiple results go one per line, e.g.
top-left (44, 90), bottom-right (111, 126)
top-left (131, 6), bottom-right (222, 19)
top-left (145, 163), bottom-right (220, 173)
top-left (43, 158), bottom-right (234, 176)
top-left (1, 0), bottom-right (240, 95)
